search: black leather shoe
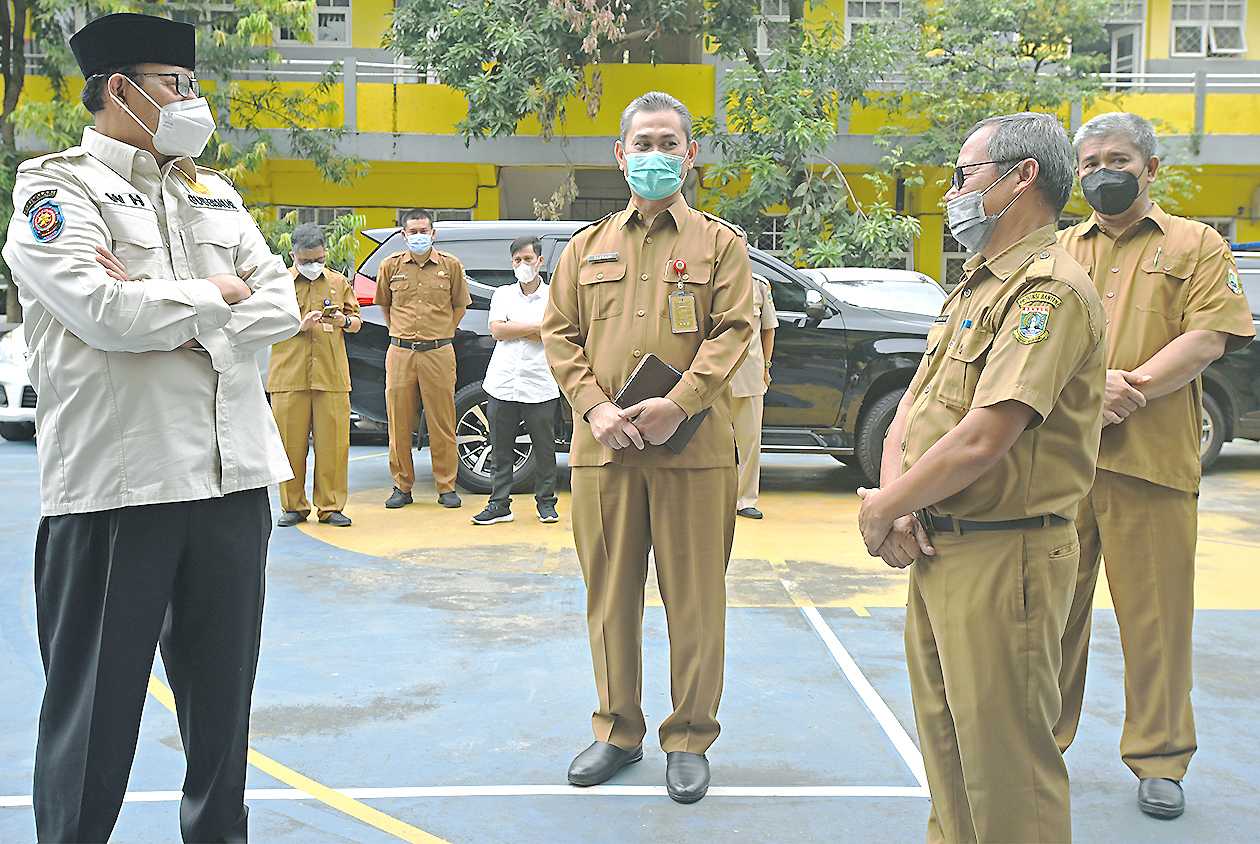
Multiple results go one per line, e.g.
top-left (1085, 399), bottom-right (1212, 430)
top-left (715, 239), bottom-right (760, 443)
top-left (320, 512), bottom-right (352, 527)
top-left (385, 488), bottom-right (413, 509)
top-left (736, 507), bottom-right (764, 520)
top-left (666, 752), bottom-right (710, 804)
top-left (1138, 778), bottom-right (1184, 819)
top-left (277, 511), bottom-right (307, 527)
top-left (567, 741), bottom-right (643, 787)
top-left (438, 491), bottom-right (462, 509)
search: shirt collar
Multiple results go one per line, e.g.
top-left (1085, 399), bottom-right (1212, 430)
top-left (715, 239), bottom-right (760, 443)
top-left (619, 193), bottom-right (689, 231)
top-left (81, 126), bottom-right (198, 184)
top-left (1081, 202), bottom-right (1169, 238)
top-left (518, 280), bottom-right (548, 300)
top-left (965, 224), bottom-right (1058, 283)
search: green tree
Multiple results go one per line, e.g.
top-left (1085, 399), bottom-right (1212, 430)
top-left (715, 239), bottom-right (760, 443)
top-left (264, 209), bottom-right (367, 275)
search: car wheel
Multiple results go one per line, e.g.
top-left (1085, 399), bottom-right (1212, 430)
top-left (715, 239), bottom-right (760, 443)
top-left (1200, 392), bottom-right (1226, 471)
top-left (453, 382), bottom-right (538, 495)
top-left (855, 388), bottom-right (904, 486)
top-left (0, 421), bottom-right (35, 441)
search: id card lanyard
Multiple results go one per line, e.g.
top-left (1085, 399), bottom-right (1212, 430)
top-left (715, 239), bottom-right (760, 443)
top-left (667, 258), bottom-right (698, 334)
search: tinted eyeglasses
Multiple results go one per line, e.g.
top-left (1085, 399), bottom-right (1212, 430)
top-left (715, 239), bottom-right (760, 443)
top-left (951, 160), bottom-right (1014, 191)
top-left (132, 72), bottom-right (201, 98)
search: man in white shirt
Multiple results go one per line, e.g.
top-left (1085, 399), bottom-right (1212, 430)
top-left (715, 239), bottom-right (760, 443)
top-left (2, 14), bottom-right (299, 841)
top-left (473, 235), bottom-right (562, 525)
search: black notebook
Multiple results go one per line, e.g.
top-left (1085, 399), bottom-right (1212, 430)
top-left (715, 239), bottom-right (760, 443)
top-left (613, 354), bottom-right (709, 454)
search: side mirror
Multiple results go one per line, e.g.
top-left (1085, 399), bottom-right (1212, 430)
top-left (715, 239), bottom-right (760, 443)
top-left (804, 288), bottom-right (828, 321)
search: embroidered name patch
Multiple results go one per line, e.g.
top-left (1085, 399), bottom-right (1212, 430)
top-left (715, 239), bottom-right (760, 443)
top-left (1013, 290), bottom-right (1061, 345)
top-left (188, 194), bottom-right (239, 211)
top-left (22, 189), bottom-right (57, 216)
top-left (586, 252), bottom-right (620, 264)
top-left (29, 199), bottom-right (64, 243)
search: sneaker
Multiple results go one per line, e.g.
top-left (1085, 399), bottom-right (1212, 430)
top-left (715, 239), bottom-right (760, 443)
top-left (385, 487), bottom-right (413, 509)
top-left (472, 504), bottom-right (514, 525)
top-left (736, 507), bottom-right (764, 520)
top-left (277, 511), bottom-right (307, 527)
top-left (537, 503), bottom-right (560, 523)
top-left (438, 491), bottom-right (463, 509)
top-left (319, 512), bottom-right (353, 527)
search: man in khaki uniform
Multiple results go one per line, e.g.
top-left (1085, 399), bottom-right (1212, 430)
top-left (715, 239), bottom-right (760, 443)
top-left (857, 113), bottom-right (1105, 843)
top-left (269, 223), bottom-right (361, 528)
top-left (1055, 113), bottom-right (1256, 819)
top-left (542, 91), bottom-right (753, 804)
top-left (374, 208), bottom-right (471, 509)
top-left (731, 276), bottom-right (776, 519)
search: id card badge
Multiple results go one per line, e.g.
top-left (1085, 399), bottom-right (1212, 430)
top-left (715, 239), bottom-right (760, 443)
top-left (668, 289), bottom-right (699, 334)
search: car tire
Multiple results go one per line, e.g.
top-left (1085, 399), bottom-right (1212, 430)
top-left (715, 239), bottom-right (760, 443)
top-left (855, 388), bottom-right (904, 486)
top-left (453, 381), bottom-right (539, 495)
top-left (1200, 391), bottom-right (1226, 471)
top-left (0, 421), bottom-right (35, 441)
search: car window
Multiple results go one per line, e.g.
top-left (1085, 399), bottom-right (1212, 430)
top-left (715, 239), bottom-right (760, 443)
top-left (751, 255), bottom-right (810, 312)
top-left (1237, 256), bottom-right (1260, 317)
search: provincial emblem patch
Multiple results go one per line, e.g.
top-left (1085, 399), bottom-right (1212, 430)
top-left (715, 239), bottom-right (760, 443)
top-left (29, 199), bottom-right (65, 243)
top-left (1013, 290), bottom-right (1062, 345)
top-left (1227, 270), bottom-right (1242, 295)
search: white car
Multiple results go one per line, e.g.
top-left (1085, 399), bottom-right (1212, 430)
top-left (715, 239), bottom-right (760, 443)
top-left (0, 323), bottom-right (35, 441)
top-left (800, 267), bottom-right (947, 318)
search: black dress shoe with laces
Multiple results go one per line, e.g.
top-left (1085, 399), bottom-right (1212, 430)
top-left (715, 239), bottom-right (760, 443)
top-left (567, 741), bottom-right (643, 787)
top-left (665, 752), bottom-right (710, 804)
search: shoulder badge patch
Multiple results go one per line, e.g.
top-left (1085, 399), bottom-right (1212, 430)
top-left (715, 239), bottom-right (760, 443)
top-left (29, 198), bottom-right (65, 243)
top-left (1013, 290), bottom-right (1062, 345)
top-left (1227, 269), bottom-right (1243, 295)
top-left (22, 189), bottom-right (58, 216)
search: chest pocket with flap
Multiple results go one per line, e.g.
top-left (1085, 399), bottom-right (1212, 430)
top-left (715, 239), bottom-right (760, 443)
top-left (659, 257), bottom-right (715, 323)
top-left (1138, 249), bottom-right (1191, 320)
top-left (937, 326), bottom-right (995, 410)
top-left (578, 260), bottom-right (626, 320)
top-left (420, 272), bottom-right (452, 307)
top-left (101, 204), bottom-right (166, 279)
top-left (189, 217), bottom-right (242, 276)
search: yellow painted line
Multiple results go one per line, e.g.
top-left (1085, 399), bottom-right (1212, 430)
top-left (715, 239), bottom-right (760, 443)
top-left (849, 605), bottom-right (872, 618)
top-left (146, 676), bottom-right (450, 844)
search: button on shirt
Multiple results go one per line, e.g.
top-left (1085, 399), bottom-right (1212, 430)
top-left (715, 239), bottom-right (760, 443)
top-left (267, 267), bottom-right (360, 393)
top-left (543, 195), bottom-right (755, 468)
top-left (902, 225), bottom-right (1107, 521)
top-left (372, 248), bottom-right (471, 341)
top-left (2, 127), bottom-right (300, 516)
top-left (484, 281), bottom-right (560, 403)
top-left (1059, 204), bottom-right (1255, 492)
top-left (730, 277), bottom-right (777, 398)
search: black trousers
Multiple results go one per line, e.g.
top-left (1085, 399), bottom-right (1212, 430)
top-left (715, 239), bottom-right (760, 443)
top-left (33, 488), bottom-right (271, 843)
top-left (488, 396), bottom-right (559, 508)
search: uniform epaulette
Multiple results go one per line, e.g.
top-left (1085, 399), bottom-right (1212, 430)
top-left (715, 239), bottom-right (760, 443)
top-left (700, 211), bottom-right (747, 241)
top-left (17, 147), bottom-right (89, 173)
top-left (195, 164), bottom-right (235, 188)
top-left (570, 211), bottom-right (618, 239)
top-left (1025, 250), bottom-right (1057, 280)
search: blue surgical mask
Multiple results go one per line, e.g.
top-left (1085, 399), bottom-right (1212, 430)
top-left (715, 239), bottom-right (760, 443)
top-left (406, 232), bottom-right (433, 254)
top-left (624, 151), bottom-right (686, 201)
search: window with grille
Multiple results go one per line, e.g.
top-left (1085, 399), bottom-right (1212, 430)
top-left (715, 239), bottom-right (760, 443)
top-left (1198, 217), bottom-right (1237, 243)
top-left (281, 0), bottom-right (351, 44)
top-left (1106, 0), bottom-right (1145, 22)
top-left (754, 215), bottom-right (788, 255)
top-left (756, 0), bottom-right (792, 55)
top-left (846, 0), bottom-right (904, 39)
top-left (277, 206), bottom-right (355, 227)
top-left (1171, 1), bottom-right (1246, 57)
top-left (942, 230), bottom-right (970, 291)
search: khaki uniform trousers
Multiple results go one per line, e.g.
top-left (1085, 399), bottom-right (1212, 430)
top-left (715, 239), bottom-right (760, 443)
top-left (271, 390), bottom-right (350, 519)
top-left (570, 463), bottom-right (736, 754)
top-left (1055, 469), bottom-right (1198, 780)
top-left (731, 394), bottom-right (764, 511)
top-left (906, 520), bottom-right (1078, 844)
top-left (385, 343), bottom-right (459, 494)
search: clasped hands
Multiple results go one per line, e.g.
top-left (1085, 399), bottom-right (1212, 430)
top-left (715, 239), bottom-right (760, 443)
top-left (856, 487), bottom-right (935, 570)
top-left (587, 398), bottom-right (687, 450)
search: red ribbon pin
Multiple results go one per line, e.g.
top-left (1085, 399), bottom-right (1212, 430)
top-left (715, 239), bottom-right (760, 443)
top-left (671, 258), bottom-right (687, 277)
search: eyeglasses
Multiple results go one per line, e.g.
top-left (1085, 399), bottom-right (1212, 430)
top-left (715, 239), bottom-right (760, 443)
top-left (951, 160), bottom-right (1013, 191)
top-left (132, 72), bottom-right (201, 98)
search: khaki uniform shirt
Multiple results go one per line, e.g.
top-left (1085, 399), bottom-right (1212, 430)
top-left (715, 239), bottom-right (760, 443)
top-left (730, 277), bottom-right (777, 398)
top-left (901, 225), bottom-right (1107, 521)
top-left (2, 127), bottom-right (299, 516)
top-left (542, 196), bottom-right (755, 468)
top-left (372, 248), bottom-right (471, 341)
top-left (267, 267), bottom-right (360, 393)
top-left (1058, 204), bottom-right (1256, 493)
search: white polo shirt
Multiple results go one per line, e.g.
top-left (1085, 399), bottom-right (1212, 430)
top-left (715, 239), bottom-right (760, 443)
top-left (483, 280), bottom-right (560, 404)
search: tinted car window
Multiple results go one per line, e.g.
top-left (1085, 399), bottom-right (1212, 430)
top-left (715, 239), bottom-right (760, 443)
top-left (751, 255), bottom-right (810, 312)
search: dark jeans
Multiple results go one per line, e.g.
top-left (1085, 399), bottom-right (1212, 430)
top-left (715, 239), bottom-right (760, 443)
top-left (488, 396), bottom-right (559, 508)
top-left (33, 488), bottom-right (271, 843)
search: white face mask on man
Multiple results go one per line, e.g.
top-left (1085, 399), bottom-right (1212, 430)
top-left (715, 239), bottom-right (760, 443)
top-left (513, 262), bottom-right (539, 284)
top-left (296, 262), bottom-right (325, 281)
top-left (111, 76), bottom-right (216, 158)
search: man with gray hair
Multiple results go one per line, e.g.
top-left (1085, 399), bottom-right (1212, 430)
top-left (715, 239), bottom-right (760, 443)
top-left (1056, 112), bottom-right (1254, 819)
top-left (856, 112), bottom-right (1105, 841)
top-left (268, 221), bottom-right (362, 528)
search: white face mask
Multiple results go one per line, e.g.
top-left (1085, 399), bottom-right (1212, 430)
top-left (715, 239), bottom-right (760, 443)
top-left (513, 262), bottom-right (538, 284)
top-left (945, 162), bottom-right (1021, 253)
top-left (296, 262), bottom-right (325, 281)
top-left (112, 76), bottom-right (216, 158)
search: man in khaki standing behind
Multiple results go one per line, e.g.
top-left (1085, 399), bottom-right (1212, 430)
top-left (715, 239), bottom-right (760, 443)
top-left (543, 91), bottom-right (753, 804)
top-left (731, 275), bottom-right (776, 519)
top-left (374, 208), bottom-right (471, 510)
top-left (269, 222), bottom-right (361, 528)
top-left (1055, 112), bottom-right (1255, 819)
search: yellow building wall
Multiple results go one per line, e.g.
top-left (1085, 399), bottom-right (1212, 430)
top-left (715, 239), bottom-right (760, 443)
top-left (1148, 0), bottom-right (1172, 61)
top-left (351, 0), bottom-right (393, 50)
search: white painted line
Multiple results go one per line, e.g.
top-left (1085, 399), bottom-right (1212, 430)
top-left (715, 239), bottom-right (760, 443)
top-left (348, 451), bottom-right (389, 463)
top-left (797, 603), bottom-right (929, 790)
top-left (0, 785), bottom-right (928, 807)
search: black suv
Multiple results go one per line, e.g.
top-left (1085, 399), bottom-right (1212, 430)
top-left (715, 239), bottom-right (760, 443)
top-left (346, 220), bottom-right (933, 493)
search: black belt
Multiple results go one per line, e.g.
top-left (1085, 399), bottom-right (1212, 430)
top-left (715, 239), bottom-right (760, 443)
top-left (917, 512), bottom-right (1069, 536)
top-left (390, 337), bottom-right (453, 352)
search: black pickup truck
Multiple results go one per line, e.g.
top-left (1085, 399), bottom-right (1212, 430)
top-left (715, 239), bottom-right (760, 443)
top-left (345, 220), bottom-right (933, 493)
